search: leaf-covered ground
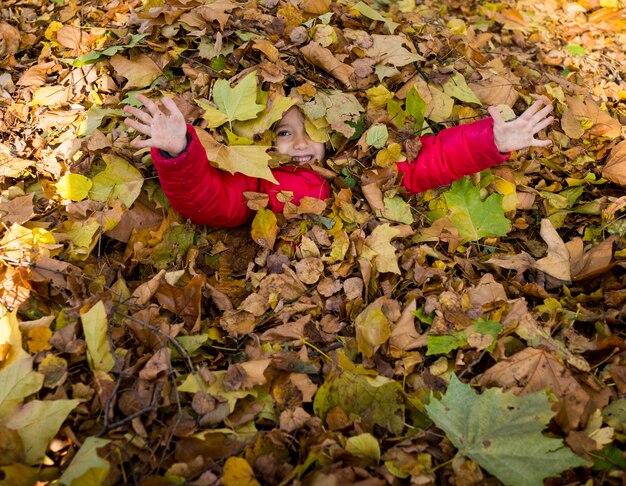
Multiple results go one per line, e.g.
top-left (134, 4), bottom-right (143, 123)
top-left (1, 0), bottom-right (626, 484)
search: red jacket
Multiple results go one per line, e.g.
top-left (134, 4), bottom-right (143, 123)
top-left (151, 118), bottom-right (509, 227)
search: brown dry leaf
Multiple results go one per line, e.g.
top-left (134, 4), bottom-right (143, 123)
top-left (0, 22), bottom-right (20, 58)
top-left (155, 274), bottom-right (206, 330)
top-left (139, 347), bottom-right (171, 380)
top-left (295, 257), bottom-right (324, 284)
top-left (131, 270), bottom-right (166, 306)
top-left (532, 219), bottom-right (571, 282)
top-left (567, 236), bottom-right (616, 281)
top-left (259, 315), bottom-right (310, 342)
top-left (300, 42), bottom-right (355, 88)
top-left (601, 139), bottom-right (626, 186)
top-left (565, 95), bottom-right (621, 139)
top-left (17, 61), bottom-right (56, 87)
top-left (56, 25), bottom-right (83, 52)
top-left (468, 73), bottom-right (519, 107)
top-left (0, 194), bottom-right (35, 226)
top-left (220, 310), bottom-right (256, 337)
top-left (476, 347), bottom-right (591, 432)
top-left (389, 299), bottom-right (426, 352)
top-left (109, 53), bottom-right (163, 89)
top-left (279, 407), bottom-right (311, 432)
top-left (467, 273), bottom-right (508, 307)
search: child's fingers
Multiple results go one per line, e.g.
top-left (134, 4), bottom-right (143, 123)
top-left (519, 98), bottom-right (547, 119)
top-left (125, 117), bottom-right (151, 135)
top-left (161, 97), bottom-right (184, 121)
top-left (531, 138), bottom-right (552, 147)
top-left (533, 116), bottom-right (554, 133)
top-left (529, 104), bottom-right (553, 125)
top-left (124, 105), bottom-right (153, 124)
top-left (488, 106), bottom-right (504, 125)
top-left (136, 95), bottom-right (161, 116)
top-left (130, 137), bottom-right (154, 149)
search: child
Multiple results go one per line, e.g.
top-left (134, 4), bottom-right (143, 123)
top-left (123, 94), bottom-right (553, 227)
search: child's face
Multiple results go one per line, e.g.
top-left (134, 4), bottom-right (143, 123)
top-left (274, 107), bottom-right (325, 165)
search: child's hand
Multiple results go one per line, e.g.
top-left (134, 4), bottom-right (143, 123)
top-left (124, 94), bottom-right (188, 157)
top-left (489, 97), bottom-right (554, 153)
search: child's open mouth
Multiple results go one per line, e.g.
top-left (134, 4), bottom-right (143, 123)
top-left (291, 155), bottom-right (315, 164)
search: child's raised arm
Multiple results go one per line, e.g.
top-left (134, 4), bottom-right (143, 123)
top-left (489, 97), bottom-right (554, 153)
top-left (124, 94), bottom-right (188, 157)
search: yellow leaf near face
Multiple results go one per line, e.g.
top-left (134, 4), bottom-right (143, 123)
top-left (212, 71), bottom-right (265, 123)
top-left (251, 208), bottom-right (278, 249)
top-left (233, 96), bottom-right (296, 139)
top-left (198, 101), bottom-right (230, 128)
top-left (195, 128), bottom-right (277, 183)
top-left (221, 457), bottom-right (261, 486)
top-left (225, 128), bottom-right (254, 146)
top-left (55, 173), bottom-right (93, 201)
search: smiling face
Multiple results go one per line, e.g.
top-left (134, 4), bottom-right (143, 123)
top-left (274, 106), bottom-right (325, 165)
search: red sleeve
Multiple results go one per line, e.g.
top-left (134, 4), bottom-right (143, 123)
top-left (151, 125), bottom-right (259, 227)
top-left (151, 125), bottom-right (332, 227)
top-left (396, 117), bottom-right (510, 195)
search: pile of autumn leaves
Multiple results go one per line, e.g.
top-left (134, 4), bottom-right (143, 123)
top-left (2, 0), bottom-right (626, 484)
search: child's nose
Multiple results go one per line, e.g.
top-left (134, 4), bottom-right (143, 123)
top-left (293, 134), bottom-right (310, 150)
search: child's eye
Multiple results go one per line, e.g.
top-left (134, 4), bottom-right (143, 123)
top-left (276, 129), bottom-right (290, 137)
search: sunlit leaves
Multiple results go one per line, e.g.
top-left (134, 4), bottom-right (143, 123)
top-left (426, 376), bottom-right (588, 486)
top-left (89, 154), bottom-right (144, 208)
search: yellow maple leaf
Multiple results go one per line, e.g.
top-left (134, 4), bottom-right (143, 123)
top-left (195, 128), bottom-right (277, 184)
top-left (362, 224), bottom-right (401, 274)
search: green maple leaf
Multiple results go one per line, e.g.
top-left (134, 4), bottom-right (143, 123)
top-left (201, 71), bottom-right (264, 128)
top-left (425, 375), bottom-right (588, 486)
top-left (444, 177), bottom-right (511, 242)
